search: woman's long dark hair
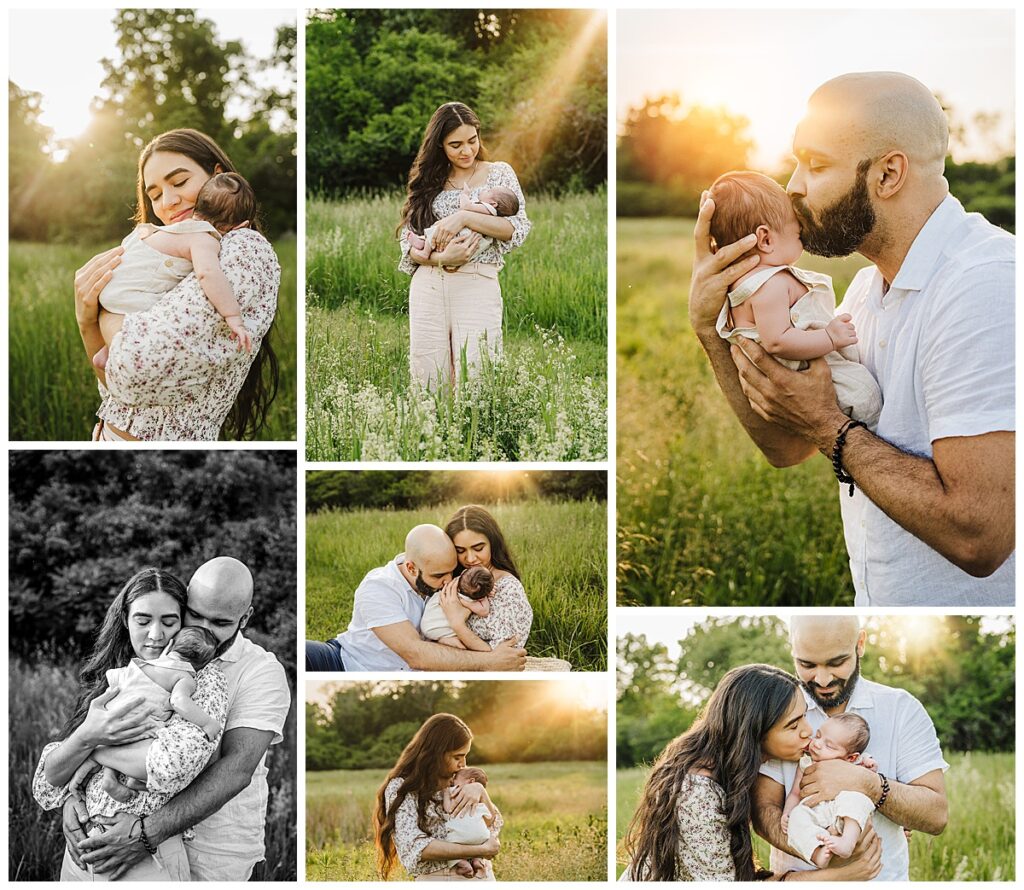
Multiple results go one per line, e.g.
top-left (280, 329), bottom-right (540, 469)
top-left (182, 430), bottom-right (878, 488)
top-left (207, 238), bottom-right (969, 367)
top-left (136, 128), bottom-right (278, 440)
top-left (373, 714), bottom-right (473, 880)
top-left (58, 568), bottom-right (188, 740)
top-left (445, 504), bottom-right (521, 580)
top-left (623, 664), bottom-right (800, 881)
top-left (398, 102), bottom-right (489, 236)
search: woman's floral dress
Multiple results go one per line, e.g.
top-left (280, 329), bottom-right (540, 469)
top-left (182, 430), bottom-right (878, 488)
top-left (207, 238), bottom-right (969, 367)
top-left (98, 228), bottom-right (280, 440)
top-left (466, 574), bottom-right (533, 649)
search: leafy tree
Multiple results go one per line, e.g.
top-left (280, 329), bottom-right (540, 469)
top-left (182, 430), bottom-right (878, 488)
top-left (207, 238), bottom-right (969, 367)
top-left (9, 82), bottom-right (54, 240)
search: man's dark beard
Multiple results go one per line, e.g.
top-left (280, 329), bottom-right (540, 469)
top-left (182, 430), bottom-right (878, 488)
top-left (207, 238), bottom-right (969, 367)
top-left (414, 569), bottom-right (442, 598)
top-left (792, 159), bottom-right (876, 257)
top-left (214, 616), bottom-right (247, 657)
top-left (801, 654), bottom-right (861, 711)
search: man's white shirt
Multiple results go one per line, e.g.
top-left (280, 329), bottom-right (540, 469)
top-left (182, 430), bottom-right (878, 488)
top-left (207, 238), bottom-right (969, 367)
top-left (760, 677), bottom-right (949, 881)
top-left (836, 195), bottom-right (1014, 604)
top-left (337, 553), bottom-right (426, 671)
top-left (185, 632), bottom-right (291, 880)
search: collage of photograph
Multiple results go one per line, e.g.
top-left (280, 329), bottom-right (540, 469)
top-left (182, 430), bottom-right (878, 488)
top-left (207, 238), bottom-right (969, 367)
top-left (5, 3), bottom-right (1016, 885)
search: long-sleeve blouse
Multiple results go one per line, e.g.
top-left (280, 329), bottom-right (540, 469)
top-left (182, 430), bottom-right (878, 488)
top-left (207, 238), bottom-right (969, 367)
top-left (97, 228), bottom-right (280, 440)
top-left (383, 777), bottom-right (503, 878)
top-left (32, 664), bottom-right (229, 821)
top-left (399, 161), bottom-right (531, 275)
top-left (620, 775), bottom-right (736, 882)
top-left (466, 574), bottom-right (533, 650)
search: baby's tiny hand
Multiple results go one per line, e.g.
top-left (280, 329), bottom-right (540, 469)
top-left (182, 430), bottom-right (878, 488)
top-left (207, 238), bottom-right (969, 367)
top-left (826, 313), bottom-right (858, 350)
top-left (225, 316), bottom-right (252, 354)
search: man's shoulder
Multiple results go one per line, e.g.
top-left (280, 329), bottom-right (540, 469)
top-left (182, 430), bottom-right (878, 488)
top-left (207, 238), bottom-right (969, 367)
top-left (936, 212), bottom-right (1014, 278)
top-left (356, 557), bottom-right (404, 595)
top-left (231, 634), bottom-right (286, 677)
top-left (857, 677), bottom-right (926, 711)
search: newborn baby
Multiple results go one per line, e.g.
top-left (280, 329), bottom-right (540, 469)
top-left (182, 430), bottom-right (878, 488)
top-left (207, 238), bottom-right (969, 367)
top-left (442, 766), bottom-right (496, 878)
top-left (781, 713), bottom-right (877, 868)
top-left (407, 186), bottom-right (520, 265)
top-left (420, 566), bottom-right (494, 648)
top-left (710, 170), bottom-right (882, 428)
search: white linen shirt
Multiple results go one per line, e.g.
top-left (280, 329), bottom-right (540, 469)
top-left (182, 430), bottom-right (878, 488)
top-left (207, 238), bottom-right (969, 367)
top-left (184, 632), bottom-right (291, 881)
top-left (836, 195), bottom-right (1014, 604)
top-left (337, 554), bottom-right (427, 671)
top-left (761, 678), bottom-right (948, 881)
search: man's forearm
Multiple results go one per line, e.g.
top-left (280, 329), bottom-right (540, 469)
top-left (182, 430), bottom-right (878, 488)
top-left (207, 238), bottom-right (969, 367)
top-left (407, 640), bottom-right (499, 670)
top-left (869, 774), bottom-right (947, 835)
top-left (838, 427), bottom-right (1013, 576)
top-left (144, 754), bottom-right (252, 844)
top-left (696, 329), bottom-right (815, 468)
top-left (753, 799), bottom-right (802, 859)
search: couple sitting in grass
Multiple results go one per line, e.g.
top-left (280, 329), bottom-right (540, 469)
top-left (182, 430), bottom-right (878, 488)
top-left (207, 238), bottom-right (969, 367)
top-left (305, 505), bottom-right (533, 672)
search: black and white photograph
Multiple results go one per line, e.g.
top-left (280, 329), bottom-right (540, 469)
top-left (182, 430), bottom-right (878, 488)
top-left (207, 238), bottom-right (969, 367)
top-left (8, 451), bottom-right (297, 881)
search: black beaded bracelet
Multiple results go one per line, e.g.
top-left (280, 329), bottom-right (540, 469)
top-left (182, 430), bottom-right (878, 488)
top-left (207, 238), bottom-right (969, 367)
top-left (831, 419), bottom-right (867, 496)
top-left (137, 816), bottom-right (158, 855)
top-left (874, 772), bottom-right (890, 810)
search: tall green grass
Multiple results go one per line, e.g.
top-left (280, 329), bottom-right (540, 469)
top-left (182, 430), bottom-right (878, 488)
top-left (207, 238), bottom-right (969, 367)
top-left (305, 190), bottom-right (607, 461)
top-left (306, 761), bottom-right (607, 881)
top-left (615, 751), bottom-right (1014, 880)
top-left (8, 236), bottom-right (297, 441)
top-left (617, 218), bottom-right (872, 605)
top-left (8, 657), bottom-right (297, 880)
top-left (306, 499), bottom-right (607, 671)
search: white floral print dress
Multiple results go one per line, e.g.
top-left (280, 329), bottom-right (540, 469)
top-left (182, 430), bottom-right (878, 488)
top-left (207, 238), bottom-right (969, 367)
top-left (32, 665), bottom-right (229, 825)
top-left (384, 777), bottom-right (503, 878)
top-left (97, 228), bottom-right (280, 440)
top-left (399, 161), bottom-right (531, 274)
top-left (466, 574), bottom-right (533, 649)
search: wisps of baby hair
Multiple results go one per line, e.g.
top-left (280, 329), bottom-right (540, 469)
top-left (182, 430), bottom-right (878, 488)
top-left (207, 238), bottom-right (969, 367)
top-left (454, 766), bottom-right (489, 787)
top-left (489, 186), bottom-right (520, 217)
top-left (194, 172), bottom-right (258, 234)
top-left (170, 626), bottom-right (220, 671)
top-left (708, 170), bottom-right (792, 255)
top-left (457, 566), bottom-right (495, 600)
top-left (829, 712), bottom-right (871, 756)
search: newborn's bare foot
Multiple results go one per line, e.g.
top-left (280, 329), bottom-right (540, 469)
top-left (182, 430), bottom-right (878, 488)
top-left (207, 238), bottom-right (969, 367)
top-left (810, 843), bottom-right (833, 868)
top-left (452, 859), bottom-right (474, 878)
top-left (98, 766), bottom-right (137, 804)
top-left (823, 831), bottom-right (858, 859)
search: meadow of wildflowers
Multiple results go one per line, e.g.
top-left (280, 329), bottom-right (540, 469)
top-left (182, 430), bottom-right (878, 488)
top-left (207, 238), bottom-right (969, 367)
top-left (306, 192), bottom-right (607, 461)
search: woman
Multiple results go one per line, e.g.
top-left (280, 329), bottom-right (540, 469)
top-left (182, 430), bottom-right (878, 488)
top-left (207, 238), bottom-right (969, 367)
top-left (398, 102), bottom-right (531, 388)
top-left (437, 505), bottom-right (533, 651)
top-left (374, 713), bottom-right (501, 881)
top-left (74, 128), bottom-right (280, 441)
top-left (32, 568), bottom-right (228, 881)
top-left (622, 664), bottom-right (881, 881)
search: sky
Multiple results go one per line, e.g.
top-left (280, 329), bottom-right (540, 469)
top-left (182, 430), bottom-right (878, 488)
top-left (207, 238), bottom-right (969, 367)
top-left (618, 9), bottom-right (1015, 169)
top-left (9, 8), bottom-right (294, 144)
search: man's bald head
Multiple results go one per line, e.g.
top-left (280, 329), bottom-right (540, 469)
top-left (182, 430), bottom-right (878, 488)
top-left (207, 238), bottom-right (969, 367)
top-left (189, 556), bottom-right (254, 614)
top-left (790, 614), bottom-right (862, 652)
top-left (807, 72), bottom-right (948, 176)
top-left (405, 524), bottom-right (457, 575)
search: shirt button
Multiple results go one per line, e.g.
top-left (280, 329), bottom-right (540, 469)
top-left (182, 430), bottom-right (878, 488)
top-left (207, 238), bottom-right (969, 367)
top-left (878, 339), bottom-right (887, 348)
top-left (165, 259), bottom-right (174, 267)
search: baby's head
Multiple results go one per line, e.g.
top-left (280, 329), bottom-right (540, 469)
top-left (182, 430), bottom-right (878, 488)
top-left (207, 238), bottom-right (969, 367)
top-left (452, 766), bottom-right (488, 788)
top-left (708, 170), bottom-right (803, 267)
top-left (478, 186), bottom-right (520, 217)
top-left (808, 713), bottom-right (870, 763)
top-left (193, 172), bottom-right (257, 234)
top-left (457, 566), bottom-right (494, 600)
top-left (168, 626), bottom-right (219, 671)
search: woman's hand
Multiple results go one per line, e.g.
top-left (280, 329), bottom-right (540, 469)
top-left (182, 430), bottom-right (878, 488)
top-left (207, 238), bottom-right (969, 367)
top-left (448, 780), bottom-right (485, 817)
top-left (689, 193), bottom-right (760, 335)
top-left (77, 687), bottom-right (159, 748)
top-left (62, 797), bottom-right (92, 869)
top-left (430, 212), bottom-right (468, 251)
top-left (434, 232), bottom-right (481, 268)
top-left (438, 579), bottom-right (471, 626)
top-left (74, 246), bottom-right (123, 329)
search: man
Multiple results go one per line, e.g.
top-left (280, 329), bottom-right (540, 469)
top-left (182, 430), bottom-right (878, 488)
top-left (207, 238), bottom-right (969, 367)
top-left (689, 72), bottom-right (1014, 604)
top-left (305, 524), bottom-right (526, 671)
top-left (67, 557), bottom-right (291, 880)
top-left (755, 615), bottom-right (948, 880)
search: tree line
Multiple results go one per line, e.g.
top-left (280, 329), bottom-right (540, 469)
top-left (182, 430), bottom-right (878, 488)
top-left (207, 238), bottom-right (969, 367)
top-left (9, 9), bottom-right (296, 244)
top-left (307, 681), bottom-right (607, 771)
top-left (306, 9), bottom-right (607, 196)
top-left (618, 616), bottom-right (1014, 768)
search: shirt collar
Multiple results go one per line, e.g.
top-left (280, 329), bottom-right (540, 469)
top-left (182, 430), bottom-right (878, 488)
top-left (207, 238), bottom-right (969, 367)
top-left (215, 632), bottom-right (248, 664)
top-left (888, 194), bottom-right (965, 293)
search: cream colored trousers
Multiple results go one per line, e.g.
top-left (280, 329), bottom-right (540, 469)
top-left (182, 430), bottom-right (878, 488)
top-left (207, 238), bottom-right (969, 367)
top-left (409, 262), bottom-right (503, 388)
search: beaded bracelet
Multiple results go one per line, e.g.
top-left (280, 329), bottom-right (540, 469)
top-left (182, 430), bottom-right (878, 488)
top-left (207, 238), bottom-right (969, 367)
top-left (875, 772), bottom-right (891, 810)
top-left (831, 419), bottom-right (867, 496)
top-left (137, 816), bottom-right (158, 855)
